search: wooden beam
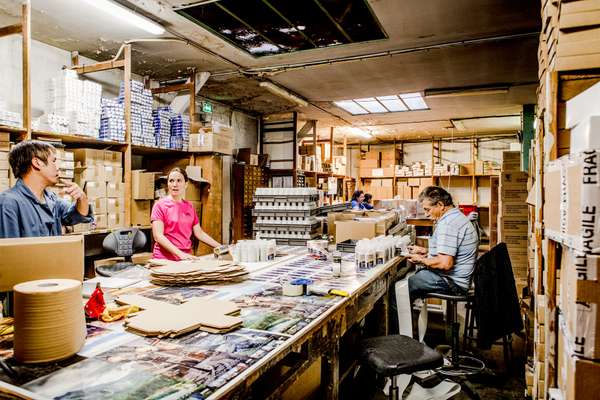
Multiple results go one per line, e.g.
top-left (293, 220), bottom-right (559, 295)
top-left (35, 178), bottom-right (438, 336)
top-left (544, 240), bottom-right (558, 394)
top-left (21, 1), bottom-right (30, 139)
top-left (123, 44), bottom-right (132, 227)
top-left (329, 127), bottom-right (334, 161)
top-left (71, 59), bottom-right (125, 74)
top-left (0, 23), bottom-right (21, 38)
top-left (151, 82), bottom-right (193, 95)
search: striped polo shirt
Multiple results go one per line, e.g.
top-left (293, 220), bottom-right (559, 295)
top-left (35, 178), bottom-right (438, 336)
top-left (428, 207), bottom-right (479, 290)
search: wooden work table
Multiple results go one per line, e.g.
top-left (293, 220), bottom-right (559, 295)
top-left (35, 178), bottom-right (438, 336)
top-left (0, 248), bottom-right (408, 399)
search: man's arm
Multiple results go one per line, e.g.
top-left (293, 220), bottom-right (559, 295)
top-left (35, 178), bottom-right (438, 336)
top-left (408, 253), bottom-right (454, 271)
top-left (0, 197), bottom-right (22, 238)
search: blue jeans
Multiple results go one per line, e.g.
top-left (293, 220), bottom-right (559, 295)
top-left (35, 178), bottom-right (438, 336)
top-left (388, 269), bottom-right (466, 334)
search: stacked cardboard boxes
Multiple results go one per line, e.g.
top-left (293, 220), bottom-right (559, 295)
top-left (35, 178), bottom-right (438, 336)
top-left (497, 151), bottom-right (528, 280)
top-left (73, 148), bottom-right (124, 231)
top-left (395, 177), bottom-right (435, 200)
top-left (0, 133), bottom-right (9, 192)
top-left (359, 148), bottom-right (398, 177)
top-left (132, 170), bottom-right (157, 226)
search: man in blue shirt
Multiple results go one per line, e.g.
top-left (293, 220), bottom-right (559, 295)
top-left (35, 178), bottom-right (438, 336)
top-left (0, 140), bottom-right (93, 238)
top-left (407, 186), bottom-right (479, 300)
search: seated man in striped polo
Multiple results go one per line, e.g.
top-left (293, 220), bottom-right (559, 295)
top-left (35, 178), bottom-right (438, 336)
top-left (406, 186), bottom-right (479, 301)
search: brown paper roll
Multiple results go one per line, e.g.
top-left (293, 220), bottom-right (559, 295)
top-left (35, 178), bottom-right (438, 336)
top-left (14, 279), bottom-right (86, 363)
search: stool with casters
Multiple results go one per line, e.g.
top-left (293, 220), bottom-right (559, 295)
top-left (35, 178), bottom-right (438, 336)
top-left (359, 335), bottom-right (444, 400)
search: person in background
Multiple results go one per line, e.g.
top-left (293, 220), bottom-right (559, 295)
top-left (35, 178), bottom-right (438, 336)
top-left (363, 193), bottom-right (374, 210)
top-left (351, 190), bottom-right (365, 210)
top-left (151, 167), bottom-right (221, 260)
top-left (0, 140), bottom-right (92, 238)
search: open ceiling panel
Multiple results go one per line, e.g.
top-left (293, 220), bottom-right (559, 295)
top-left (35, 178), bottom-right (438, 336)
top-left (175, 0), bottom-right (387, 57)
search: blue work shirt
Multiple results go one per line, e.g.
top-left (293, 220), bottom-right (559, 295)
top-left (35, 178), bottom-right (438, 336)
top-left (0, 179), bottom-right (93, 238)
top-left (428, 207), bottom-right (479, 290)
top-left (351, 200), bottom-right (365, 210)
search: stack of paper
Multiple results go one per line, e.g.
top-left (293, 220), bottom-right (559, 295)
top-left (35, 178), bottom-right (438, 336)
top-left (149, 259), bottom-right (249, 286)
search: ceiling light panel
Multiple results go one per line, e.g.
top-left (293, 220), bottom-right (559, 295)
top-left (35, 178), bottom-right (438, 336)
top-left (399, 93), bottom-right (428, 110)
top-left (334, 93), bottom-right (428, 115)
top-left (333, 100), bottom-right (369, 115)
top-left (355, 98), bottom-right (387, 113)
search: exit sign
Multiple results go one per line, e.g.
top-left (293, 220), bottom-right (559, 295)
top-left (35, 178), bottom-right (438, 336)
top-left (202, 101), bottom-right (212, 113)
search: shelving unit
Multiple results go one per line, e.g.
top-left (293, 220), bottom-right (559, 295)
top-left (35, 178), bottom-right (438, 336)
top-left (0, 24), bottom-right (223, 236)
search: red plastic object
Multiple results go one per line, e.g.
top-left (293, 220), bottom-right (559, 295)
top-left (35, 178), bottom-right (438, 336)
top-left (84, 284), bottom-right (106, 319)
top-left (459, 205), bottom-right (478, 216)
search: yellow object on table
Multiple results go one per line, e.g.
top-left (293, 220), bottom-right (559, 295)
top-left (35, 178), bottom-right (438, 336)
top-left (100, 304), bottom-right (140, 322)
top-left (0, 317), bottom-right (14, 335)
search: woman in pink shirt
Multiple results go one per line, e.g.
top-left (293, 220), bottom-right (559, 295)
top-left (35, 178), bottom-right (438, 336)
top-left (151, 167), bottom-right (221, 260)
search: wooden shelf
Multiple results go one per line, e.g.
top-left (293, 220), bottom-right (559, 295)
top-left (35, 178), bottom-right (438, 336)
top-left (131, 144), bottom-right (190, 156)
top-left (32, 130), bottom-right (125, 147)
top-left (0, 124), bottom-right (26, 134)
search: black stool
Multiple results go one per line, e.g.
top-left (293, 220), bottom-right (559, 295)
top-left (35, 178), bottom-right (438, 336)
top-left (425, 292), bottom-right (485, 376)
top-left (359, 335), bottom-right (444, 400)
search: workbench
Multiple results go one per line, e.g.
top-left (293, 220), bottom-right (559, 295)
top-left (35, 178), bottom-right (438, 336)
top-left (0, 247), bottom-right (408, 400)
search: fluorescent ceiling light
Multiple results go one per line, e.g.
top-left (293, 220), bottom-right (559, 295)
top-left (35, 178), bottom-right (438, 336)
top-left (259, 81), bottom-right (309, 107)
top-left (334, 93), bottom-right (428, 115)
top-left (424, 86), bottom-right (509, 99)
top-left (83, 0), bottom-right (165, 35)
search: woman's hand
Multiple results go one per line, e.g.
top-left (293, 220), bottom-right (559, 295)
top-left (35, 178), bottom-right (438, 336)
top-left (176, 251), bottom-right (196, 261)
top-left (408, 245), bottom-right (427, 255)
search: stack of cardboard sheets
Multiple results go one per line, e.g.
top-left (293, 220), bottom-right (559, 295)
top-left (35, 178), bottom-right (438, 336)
top-left (148, 259), bottom-right (248, 286)
top-left (117, 294), bottom-right (243, 336)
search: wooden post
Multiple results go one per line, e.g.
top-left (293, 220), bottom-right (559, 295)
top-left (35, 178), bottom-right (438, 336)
top-left (189, 70), bottom-right (196, 128)
top-left (123, 44), bottom-right (132, 227)
top-left (313, 118), bottom-right (317, 182)
top-left (544, 239), bottom-right (558, 394)
top-left (21, 1), bottom-right (31, 139)
top-left (329, 126), bottom-right (334, 161)
top-left (292, 112), bottom-right (298, 187)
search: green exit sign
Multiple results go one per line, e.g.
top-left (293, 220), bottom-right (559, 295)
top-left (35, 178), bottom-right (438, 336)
top-left (202, 101), bottom-right (212, 113)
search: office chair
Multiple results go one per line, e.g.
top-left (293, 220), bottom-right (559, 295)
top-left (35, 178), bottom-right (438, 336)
top-left (97, 228), bottom-right (147, 277)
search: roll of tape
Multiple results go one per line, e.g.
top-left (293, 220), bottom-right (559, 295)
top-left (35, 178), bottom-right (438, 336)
top-left (282, 281), bottom-right (303, 296)
top-left (14, 279), bottom-right (86, 363)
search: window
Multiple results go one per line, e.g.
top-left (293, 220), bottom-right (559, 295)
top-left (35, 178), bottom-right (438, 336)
top-left (334, 93), bottom-right (429, 115)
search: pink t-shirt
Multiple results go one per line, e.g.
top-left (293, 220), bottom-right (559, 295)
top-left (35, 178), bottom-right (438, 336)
top-left (151, 198), bottom-right (199, 260)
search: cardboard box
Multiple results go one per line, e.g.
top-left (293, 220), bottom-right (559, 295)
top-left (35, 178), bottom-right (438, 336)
top-left (72, 148), bottom-right (104, 166)
top-left (104, 166), bottom-right (122, 182)
top-left (132, 170), bottom-right (156, 200)
top-left (557, 325), bottom-right (600, 400)
top-left (94, 213), bottom-right (108, 229)
top-left (0, 235), bottom-right (84, 291)
top-left (106, 181), bottom-right (124, 198)
top-left (359, 168), bottom-right (372, 178)
top-left (364, 151), bottom-right (380, 160)
top-left (185, 181), bottom-right (203, 201)
top-left (500, 188), bottom-right (528, 202)
top-left (131, 252), bottom-right (153, 265)
top-left (560, 1), bottom-right (600, 30)
top-left (188, 132), bottom-right (233, 155)
top-left (544, 151), bottom-right (600, 252)
top-left (560, 249), bottom-right (600, 359)
top-left (501, 202), bottom-right (529, 216)
top-left (107, 212), bottom-right (126, 229)
top-left (499, 171), bottom-right (528, 187)
top-left (83, 181), bottom-right (106, 199)
top-left (106, 197), bottom-right (125, 214)
top-left (0, 160), bottom-right (9, 170)
top-left (371, 168), bottom-right (384, 177)
top-left (499, 217), bottom-right (528, 233)
top-left (132, 200), bottom-right (151, 226)
top-left (570, 115), bottom-right (600, 154)
top-left (408, 178), bottom-right (421, 187)
top-left (380, 148), bottom-right (397, 162)
top-left (335, 220), bottom-right (376, 243)
top-left (566, 80), bottom-right (600, 129)
top-left (55, 149), bottom-right (74, 161)
top-left (75, 166), bottom-right (106, 184)
top-left (91, 197), bottom-right (107, 214)
top-left (104, 150), bottom-right (122, 166)
top-left (359, 159), bottom-right (379, 169)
